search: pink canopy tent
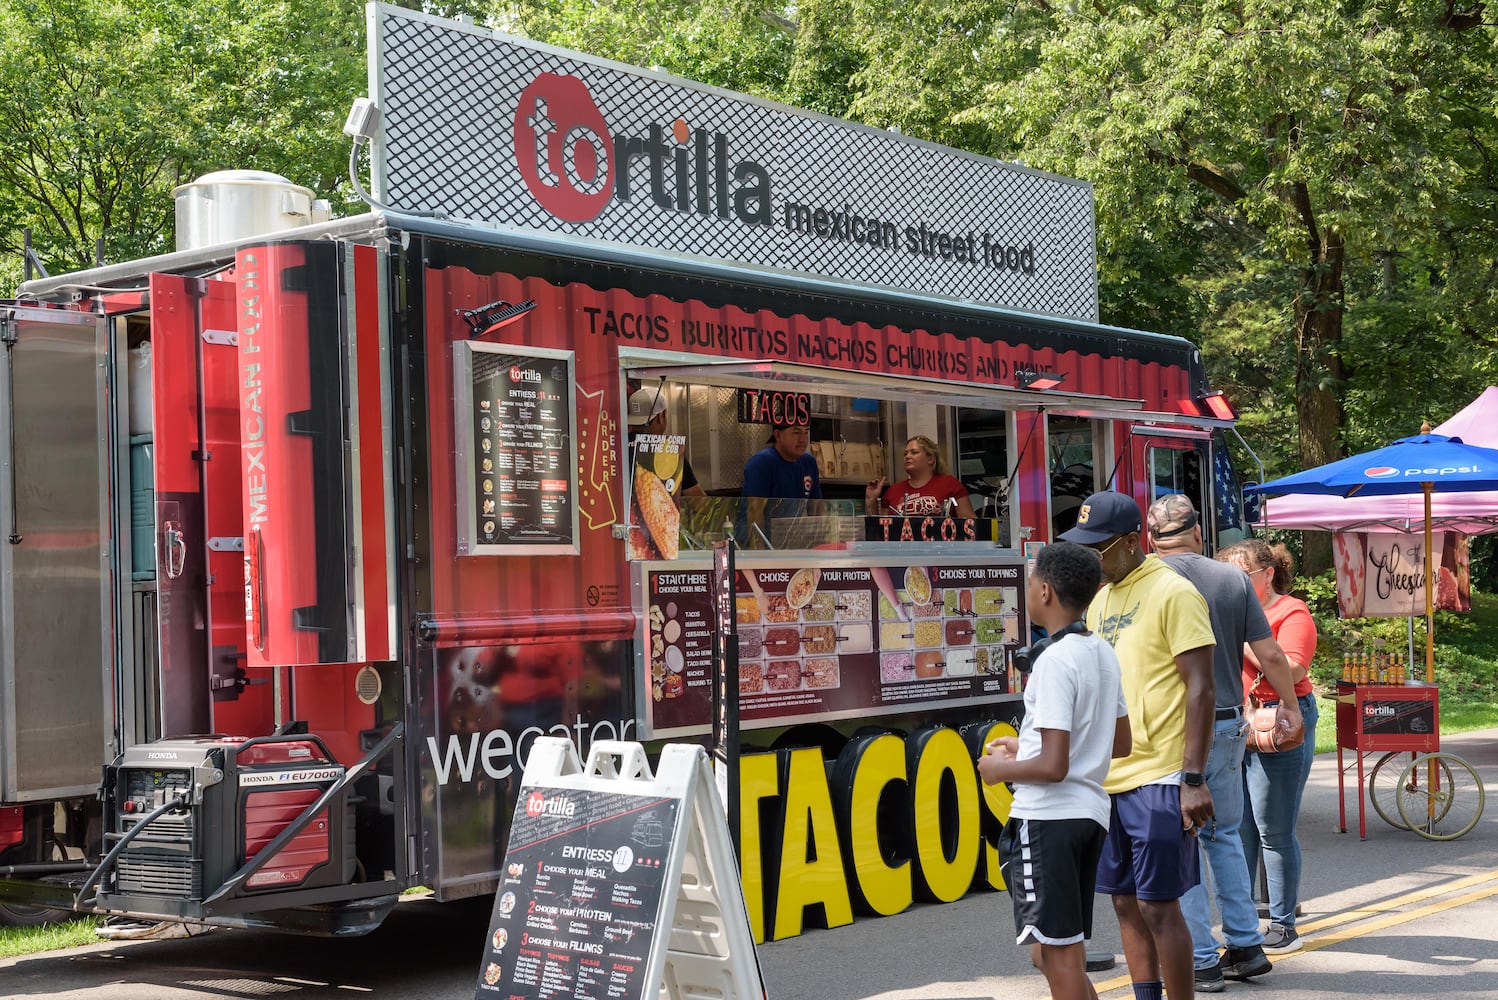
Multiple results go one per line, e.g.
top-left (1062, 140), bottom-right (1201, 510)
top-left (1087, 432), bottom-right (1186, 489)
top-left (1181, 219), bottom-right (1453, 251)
top-left (1258, 387), bottom-right (1498, 533)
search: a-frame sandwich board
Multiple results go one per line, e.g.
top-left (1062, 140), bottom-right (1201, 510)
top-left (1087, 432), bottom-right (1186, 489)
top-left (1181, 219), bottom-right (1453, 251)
top-left (475, 737), bottom-right (766, 999)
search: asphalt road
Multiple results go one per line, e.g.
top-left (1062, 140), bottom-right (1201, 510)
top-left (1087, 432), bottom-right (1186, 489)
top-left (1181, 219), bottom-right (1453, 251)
top-left (5, 727), bottom-right (1498, 999)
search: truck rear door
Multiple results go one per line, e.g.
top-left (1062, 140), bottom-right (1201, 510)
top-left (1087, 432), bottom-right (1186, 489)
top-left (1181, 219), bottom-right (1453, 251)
top-left (0, 305), bottom-right (112, 801)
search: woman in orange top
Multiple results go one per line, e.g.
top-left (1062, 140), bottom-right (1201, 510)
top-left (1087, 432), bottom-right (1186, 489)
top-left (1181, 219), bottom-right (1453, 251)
top-left (1219, 539), bottom-right (1317, 956)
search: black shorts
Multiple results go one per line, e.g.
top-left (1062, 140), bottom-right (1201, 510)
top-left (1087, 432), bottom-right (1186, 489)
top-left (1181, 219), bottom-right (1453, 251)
top-left (999, 816), bottom-right (1107, 946)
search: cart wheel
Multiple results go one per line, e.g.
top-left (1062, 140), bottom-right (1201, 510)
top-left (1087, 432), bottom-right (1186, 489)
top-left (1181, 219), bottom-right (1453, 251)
top-left (1368, 751), bottom-right (1412, 830)
top-left (1396, 753), bottom-right (1486, 841)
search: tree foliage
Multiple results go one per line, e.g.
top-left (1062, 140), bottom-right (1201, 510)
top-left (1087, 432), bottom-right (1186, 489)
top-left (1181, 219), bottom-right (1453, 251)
top-left (3, 0), bottom-right (1496, 571)
top-left (0, 0), bottom-right (366, 283)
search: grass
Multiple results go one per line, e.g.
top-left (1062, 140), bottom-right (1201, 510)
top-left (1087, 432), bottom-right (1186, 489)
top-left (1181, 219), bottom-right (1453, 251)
top-left (0, 915), bottom-right (102, 959)
top-left (1305, 581), bottom-right (1498, 752)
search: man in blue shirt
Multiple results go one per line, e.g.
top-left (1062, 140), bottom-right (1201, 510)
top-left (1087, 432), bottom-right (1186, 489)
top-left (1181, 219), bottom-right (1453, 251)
top-left (742, 419), bottom-right (821, 547)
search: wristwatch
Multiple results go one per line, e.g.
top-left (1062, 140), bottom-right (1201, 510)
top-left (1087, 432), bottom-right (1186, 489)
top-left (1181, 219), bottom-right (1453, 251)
top-left (1182, 771), bottom-right (1206, 787)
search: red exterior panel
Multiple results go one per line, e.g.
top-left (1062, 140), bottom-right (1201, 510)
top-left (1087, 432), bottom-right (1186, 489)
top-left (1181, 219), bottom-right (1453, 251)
top-left (237, 244), bottom-right (320, 667)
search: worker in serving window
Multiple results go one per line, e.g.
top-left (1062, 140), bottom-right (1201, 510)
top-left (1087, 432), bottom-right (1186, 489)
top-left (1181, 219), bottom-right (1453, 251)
top-left (741, 418), bottom-right (822, 547)
top-left (866, 435), bottom-right (976, 517)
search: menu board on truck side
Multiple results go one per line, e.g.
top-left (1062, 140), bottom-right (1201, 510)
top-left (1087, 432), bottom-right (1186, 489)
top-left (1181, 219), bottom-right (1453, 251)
top-left (455, 342), bottom-right (580, 555)
top-left (643, 556), bottom-right (1025, 738)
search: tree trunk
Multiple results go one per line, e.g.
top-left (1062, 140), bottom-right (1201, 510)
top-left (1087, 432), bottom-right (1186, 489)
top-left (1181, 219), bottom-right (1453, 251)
top-left (1294, 231), bottom-right (1346, 576)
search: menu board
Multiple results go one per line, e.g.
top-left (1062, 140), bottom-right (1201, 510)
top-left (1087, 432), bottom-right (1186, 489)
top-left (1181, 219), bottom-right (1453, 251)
top-left (475, 786), bottom-right (680, 999)
top-left (644, 556), bottom-right (1025, 737)
top-left (455, 342), bottom-right (579, 556)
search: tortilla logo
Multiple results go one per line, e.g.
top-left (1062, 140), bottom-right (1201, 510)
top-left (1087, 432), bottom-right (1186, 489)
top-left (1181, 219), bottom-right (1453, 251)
top-left (524, 791), bottom-right (576, 818)
top-left (514, 73), bottom-right (773, 226)
top-left (1365, 467), bottom-right (1399, 478)
top-left (515, 74), bottom-right (615, 222)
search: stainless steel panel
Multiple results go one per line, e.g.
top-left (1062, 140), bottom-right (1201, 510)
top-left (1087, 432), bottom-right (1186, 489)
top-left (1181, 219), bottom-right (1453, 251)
top-left (0, 307), bottom-right (112, 800)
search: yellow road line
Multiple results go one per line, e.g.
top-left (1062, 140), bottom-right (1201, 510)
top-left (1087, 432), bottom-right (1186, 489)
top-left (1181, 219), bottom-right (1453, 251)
top-left (1089, 869), bottom-right (1498, 996)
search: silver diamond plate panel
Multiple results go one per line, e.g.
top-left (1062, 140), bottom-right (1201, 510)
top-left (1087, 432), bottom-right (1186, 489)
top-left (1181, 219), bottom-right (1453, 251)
top-left (370, 5), bottom-right (1099, 322)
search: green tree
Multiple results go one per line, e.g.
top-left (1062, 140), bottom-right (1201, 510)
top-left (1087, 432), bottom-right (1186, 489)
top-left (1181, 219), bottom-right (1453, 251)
top-left (0, 0), bottom-right (366, 285)
top-left (957, 0), bottom-right (1498, 567)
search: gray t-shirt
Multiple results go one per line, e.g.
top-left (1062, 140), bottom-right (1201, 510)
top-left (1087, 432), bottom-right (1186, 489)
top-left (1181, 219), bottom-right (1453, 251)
top-left (1163, 552), bottom-right (1272, 709)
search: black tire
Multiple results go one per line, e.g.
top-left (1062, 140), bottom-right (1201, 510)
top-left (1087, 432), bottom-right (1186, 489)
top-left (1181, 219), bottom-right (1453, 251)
top-left (0, 900), bottom-right (75, 927)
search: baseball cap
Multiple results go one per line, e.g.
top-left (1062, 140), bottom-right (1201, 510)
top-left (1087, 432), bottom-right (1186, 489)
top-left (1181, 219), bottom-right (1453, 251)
top-left (1146, 494), bottom-right (1199, 539)
top-left (626, 387), bottom-right (667, 429)
top-left (1058, 491), bottom-right (1142, 545)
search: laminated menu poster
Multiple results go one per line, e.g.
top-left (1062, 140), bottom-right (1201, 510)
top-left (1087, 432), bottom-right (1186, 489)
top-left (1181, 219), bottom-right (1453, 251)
top-left (455, 342), bottom-right (579, 555)
top-left (475, 787), bottom-right (680, 999)
top-left (644, 558), bottom-right (1025, 737)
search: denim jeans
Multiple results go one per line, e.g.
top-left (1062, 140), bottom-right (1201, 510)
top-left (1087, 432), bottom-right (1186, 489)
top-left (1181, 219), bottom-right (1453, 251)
top-left (1180, 712), bottom-right (1262, 968)
top-left (1242, 691), bottom-right (1319, 929)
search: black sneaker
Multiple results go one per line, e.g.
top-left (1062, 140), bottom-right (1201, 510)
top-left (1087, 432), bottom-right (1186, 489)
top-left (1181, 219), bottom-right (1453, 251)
top-left (1222, 944), bottom-right (1273, 980)
top-left (1195, 959), bottom-right (1226, 993)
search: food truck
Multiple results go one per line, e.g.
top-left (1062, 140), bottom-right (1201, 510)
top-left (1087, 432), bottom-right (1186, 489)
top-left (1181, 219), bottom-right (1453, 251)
top-left (0, 5), bottom-right (1246, 941)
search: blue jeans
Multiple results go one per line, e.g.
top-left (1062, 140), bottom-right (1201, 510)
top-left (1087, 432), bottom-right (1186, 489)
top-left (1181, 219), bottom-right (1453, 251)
top-left (1242, 692), bottom-right (1318, 929)
top-left (1180, 712), bottom-right (1261, 968)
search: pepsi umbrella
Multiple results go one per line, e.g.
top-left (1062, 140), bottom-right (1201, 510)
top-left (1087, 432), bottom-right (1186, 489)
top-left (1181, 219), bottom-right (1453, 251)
top-left (1249, 429), bottom-right (1498, 680)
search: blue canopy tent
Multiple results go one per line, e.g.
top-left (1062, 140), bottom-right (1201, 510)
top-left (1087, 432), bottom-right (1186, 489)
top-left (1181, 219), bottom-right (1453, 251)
top-left (1248, 429), bottom-right (1498, 680)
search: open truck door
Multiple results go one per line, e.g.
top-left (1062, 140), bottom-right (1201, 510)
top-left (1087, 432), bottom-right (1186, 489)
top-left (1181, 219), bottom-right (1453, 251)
top-left (1129, 426), bottom-right (1244, 552)
top-left (0, 306), bottom-right (111, 925)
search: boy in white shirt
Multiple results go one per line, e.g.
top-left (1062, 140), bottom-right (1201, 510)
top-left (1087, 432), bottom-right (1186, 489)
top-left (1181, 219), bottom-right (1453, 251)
top-left (979, 541), bottom-right (1132, 1000)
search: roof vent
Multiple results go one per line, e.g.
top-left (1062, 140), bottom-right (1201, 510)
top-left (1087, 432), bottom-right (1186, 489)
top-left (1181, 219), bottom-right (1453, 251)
top-left (172, 170), bottom-right (332, 252)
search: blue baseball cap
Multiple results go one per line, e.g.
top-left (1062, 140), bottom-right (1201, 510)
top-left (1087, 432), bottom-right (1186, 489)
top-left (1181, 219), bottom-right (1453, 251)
top-left (1059, 491), bottom-right (1142, 545)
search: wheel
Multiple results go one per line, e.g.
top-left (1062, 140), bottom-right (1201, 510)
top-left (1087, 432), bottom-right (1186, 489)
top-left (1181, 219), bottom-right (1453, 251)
top-left (1369, 751), bottom-right (1412, 830)
top-left (0, 901), bottom-right (75, 927)
top-left (1396, 753), bottom-right (1486, 841)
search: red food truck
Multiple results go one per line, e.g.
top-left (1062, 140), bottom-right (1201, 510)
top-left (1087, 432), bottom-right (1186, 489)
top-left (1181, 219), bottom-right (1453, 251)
top-left (0, 6), bottom-right (1248, 941)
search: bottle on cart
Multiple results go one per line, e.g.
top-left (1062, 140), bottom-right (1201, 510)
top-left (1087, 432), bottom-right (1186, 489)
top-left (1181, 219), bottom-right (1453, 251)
top-left (1341, 652), bottom-right (1352, 683)
top-left (1395, 654), bottom-right (1406, 686)
top-left (1377, 652), bottom-right (1389, 685)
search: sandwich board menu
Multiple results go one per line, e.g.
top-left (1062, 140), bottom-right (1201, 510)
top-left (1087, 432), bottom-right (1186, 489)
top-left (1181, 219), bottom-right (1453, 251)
top-left (455, 341), bottom-right (580, 556)
top-left (474, 739), bottom-right (762, 1000)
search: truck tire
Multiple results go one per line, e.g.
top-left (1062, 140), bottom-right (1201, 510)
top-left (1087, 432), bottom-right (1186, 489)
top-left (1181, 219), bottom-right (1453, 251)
top-left (0, 901), bottom-right (75, 927)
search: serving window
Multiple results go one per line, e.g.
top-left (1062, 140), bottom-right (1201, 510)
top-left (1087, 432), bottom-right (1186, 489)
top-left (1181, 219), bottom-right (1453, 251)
top-left (617, 361), bottom-right (1086, 557)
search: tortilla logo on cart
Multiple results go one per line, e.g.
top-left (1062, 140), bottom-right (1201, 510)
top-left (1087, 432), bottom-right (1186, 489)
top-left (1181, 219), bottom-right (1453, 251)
top-left (524, 791), bottom-right (577, 818)
top-left (513, 73), bottom-right (772, 225)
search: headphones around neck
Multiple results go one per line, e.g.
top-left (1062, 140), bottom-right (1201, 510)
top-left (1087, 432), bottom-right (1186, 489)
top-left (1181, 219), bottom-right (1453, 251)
top-left (1012, 619), bottom-right (1088, 675)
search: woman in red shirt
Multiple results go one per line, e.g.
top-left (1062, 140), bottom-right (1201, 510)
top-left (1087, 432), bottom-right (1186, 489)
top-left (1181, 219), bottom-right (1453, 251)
top-left (1220, 539), bottom-right (1317, 956)
top-left (865, 435), bottom-right (976, 517)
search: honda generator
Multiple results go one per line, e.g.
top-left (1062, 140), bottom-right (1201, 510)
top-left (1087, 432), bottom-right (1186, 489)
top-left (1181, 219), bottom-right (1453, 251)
top-left (95, 734), bottom-right (355, 919)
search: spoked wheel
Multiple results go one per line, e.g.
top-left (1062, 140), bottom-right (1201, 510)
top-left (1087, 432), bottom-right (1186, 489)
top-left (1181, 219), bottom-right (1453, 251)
top-left (1396, 753), bottom-right (1486, 841)
top-left (1369, 751), bottom-right (1413, 830)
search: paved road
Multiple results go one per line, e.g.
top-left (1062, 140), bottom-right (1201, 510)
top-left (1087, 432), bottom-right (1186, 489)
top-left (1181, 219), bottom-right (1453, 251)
top-left (5, 727), bottom-right (1497, 999)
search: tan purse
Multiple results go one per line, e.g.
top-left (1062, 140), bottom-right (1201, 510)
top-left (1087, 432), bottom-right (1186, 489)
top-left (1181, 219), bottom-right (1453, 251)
top-left (1245, 673), bottom-right (1304, 753)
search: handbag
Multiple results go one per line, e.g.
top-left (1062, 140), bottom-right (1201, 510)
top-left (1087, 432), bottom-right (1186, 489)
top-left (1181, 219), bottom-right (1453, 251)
top-left (1245, 673), bottom-right (1304, 753)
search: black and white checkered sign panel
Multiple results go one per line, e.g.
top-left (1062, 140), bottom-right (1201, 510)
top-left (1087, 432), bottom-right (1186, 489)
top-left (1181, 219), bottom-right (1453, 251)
top-left (370, 5), bottom-right (1099, 322)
